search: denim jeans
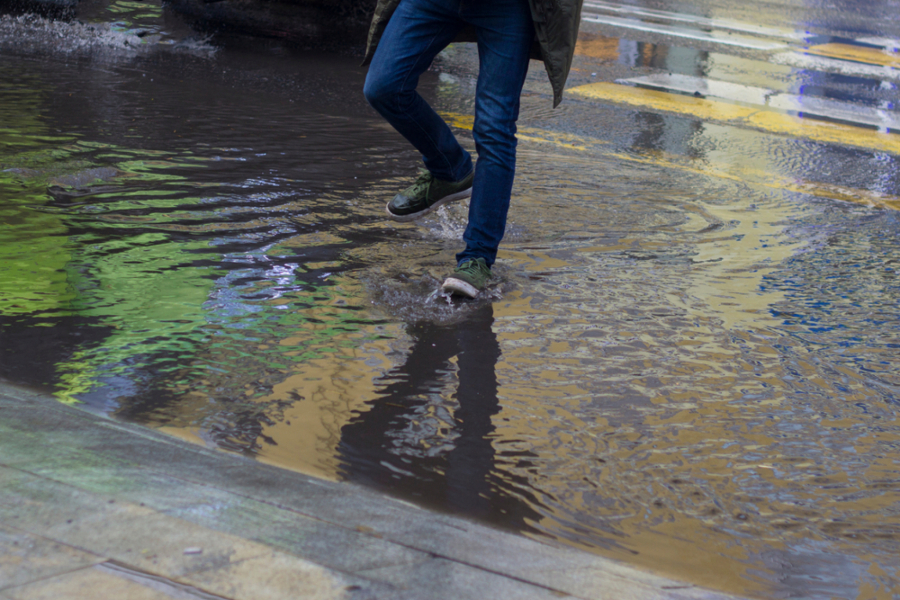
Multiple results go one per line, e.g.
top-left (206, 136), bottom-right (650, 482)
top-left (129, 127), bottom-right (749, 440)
top-left (363, 0), bottom-right (534, 267)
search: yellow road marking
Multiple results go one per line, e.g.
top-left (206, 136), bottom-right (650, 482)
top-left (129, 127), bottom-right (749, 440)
top-left (608, 150), bottom-right (900, 211)
top-left (576, 82), bottom-right (758, 121)
top-left (440, 112), bottom-right (601, 151)
top-left (440, 110), bottom-right (900, 211)
top-left (805, 43), bottom-right (900, 68)
top-left (568, 82), bottom-right (900, 155)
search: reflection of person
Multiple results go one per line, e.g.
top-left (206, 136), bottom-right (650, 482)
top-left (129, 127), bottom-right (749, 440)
top-left (362, 0), bottom-right (584, 298)
top-left (338, 305), bottom-right (540, 525)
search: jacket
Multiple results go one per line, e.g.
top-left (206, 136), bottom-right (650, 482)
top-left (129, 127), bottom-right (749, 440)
top-left (361, 0), bottom-right (584, 107)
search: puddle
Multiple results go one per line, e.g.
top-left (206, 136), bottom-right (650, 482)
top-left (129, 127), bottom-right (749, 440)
top-left (1, 7), bottom-right (899, 599)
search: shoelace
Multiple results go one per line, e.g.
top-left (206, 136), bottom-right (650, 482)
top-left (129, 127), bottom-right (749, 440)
top-left (408, 170), bottom-right (433, 196)
top-left (457, 259), bottom-right (487, 276)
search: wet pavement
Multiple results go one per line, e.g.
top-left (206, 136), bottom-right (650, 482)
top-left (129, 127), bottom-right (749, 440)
top-left (1, 1), bottom-right (899, 598)
top-left (0, 382), bottom-right (740, 600)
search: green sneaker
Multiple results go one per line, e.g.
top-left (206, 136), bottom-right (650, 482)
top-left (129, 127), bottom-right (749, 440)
top-left (386, 169), bottom-right (474, 222)
top-left (442, 258), bottom-right (491, 298)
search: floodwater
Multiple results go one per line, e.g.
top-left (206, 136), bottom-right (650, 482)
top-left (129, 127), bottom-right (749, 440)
top-left (1, 3), bottom-right (899, 599)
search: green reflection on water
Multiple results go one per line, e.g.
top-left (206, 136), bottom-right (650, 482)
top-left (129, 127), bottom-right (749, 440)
top-left (0, 79), bottom-right (79, 319)
top-left (0, 67), bottom-right (216, 403)
top-left (0, 66), bottom-right (368, 412)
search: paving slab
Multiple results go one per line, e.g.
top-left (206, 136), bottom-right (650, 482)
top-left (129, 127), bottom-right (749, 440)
top-left (183, 552), bottom-right (357, 600)
top-left (0, 526), bottom-right (103, 589)
top-left (0, 382), bottom-right (749, 600)
top-left (3, 566), bottom-right (182, 600)
top-left (358, 558), bottom-right (567, 600)
top-left (168, 498), bottom-right (431, 573)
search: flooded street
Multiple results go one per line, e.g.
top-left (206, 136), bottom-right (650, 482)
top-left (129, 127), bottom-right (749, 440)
top-left (1, 1), bottom-right (899, 598)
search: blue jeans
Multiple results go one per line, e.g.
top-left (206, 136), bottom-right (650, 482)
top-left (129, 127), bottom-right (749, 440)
top-left (363, 0), bottom-right (534, 267)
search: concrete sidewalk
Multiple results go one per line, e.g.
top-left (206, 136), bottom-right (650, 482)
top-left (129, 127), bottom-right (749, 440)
top-left (0, 383), bottom-right (744, 600)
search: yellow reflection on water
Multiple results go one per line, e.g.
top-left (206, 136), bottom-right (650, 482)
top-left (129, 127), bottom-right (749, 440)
top-left (253, 335), bottom-right (404, 479)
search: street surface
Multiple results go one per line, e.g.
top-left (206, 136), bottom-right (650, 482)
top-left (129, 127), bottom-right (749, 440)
top-left (0, 1), bottom-right (898, 598)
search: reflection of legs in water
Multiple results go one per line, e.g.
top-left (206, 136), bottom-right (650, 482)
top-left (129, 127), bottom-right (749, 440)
top-left (445, 307), bottom-right (500, 516)
top-left (338, 305), bottom-right (539, 526)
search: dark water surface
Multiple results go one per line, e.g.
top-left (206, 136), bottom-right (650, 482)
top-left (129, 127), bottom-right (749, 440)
top-left (1, 8), bottom-right (900, 599)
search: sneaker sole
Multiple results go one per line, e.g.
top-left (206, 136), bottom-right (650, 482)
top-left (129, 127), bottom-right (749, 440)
top-left (386, 187), bottom-right (472, 223)
top-left (441, 277), bottom-right (481, 298)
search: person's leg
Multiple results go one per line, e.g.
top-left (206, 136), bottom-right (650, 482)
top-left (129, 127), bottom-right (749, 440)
top-left (363, 0), bottom-right (472, 183)
top-left (455, 0), bottom-right (534, 267)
